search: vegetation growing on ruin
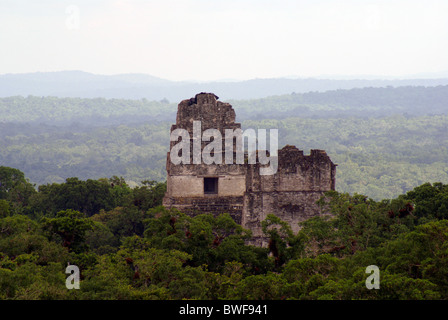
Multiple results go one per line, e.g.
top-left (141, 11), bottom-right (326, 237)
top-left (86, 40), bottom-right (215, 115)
top-left (1, 166), bottom-right (447, 300)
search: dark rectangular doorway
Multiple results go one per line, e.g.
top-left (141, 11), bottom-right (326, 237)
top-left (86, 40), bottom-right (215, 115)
top-left (204, 177), bottom-right (218, 194)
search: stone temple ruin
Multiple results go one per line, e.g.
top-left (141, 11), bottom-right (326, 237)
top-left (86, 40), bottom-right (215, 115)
top-left (162, 92), bottom-right (336, 246)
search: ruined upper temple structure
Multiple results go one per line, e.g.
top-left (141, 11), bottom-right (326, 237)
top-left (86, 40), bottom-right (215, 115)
top-left (162, 93), bottom-right (336, 246)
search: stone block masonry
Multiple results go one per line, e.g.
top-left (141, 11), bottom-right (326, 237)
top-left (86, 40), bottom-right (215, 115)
top-left (162, 92), bottom-right (336, 246)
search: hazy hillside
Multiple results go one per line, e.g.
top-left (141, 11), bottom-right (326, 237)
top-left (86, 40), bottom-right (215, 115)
top-left (1, 85), bottom-right (447, 125)
top-left (1, 85), bottom-right (447, 200)
top-left (2, 71), bottom-right (448, 101)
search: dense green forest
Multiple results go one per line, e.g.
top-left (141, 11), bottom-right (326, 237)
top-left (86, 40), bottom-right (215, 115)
top-left (1, 85), bottom-right (448, 300)
top-left (1, 86), bottom-right (447, 199)
top-left (2, 115), bottom-right (446, 200)
top-left (1, 166), bottom-right (448, 300)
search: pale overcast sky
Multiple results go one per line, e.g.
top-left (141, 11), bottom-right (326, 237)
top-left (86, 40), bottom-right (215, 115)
top-left (0, 0), bottom-right (447, 81)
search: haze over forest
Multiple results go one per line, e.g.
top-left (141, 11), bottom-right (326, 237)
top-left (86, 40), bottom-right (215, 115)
top-left (1, 71), bottom-right (447, 201)
top-left (1, 70), bottom-right (448, 303)
top-left (2, 70), bottom-right (448, 101)
top-left (2, 0), bottom-right (448, 304)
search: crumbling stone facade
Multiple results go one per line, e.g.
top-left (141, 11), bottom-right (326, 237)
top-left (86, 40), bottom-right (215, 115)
top-left (163, 92), bottom-right (336, 246)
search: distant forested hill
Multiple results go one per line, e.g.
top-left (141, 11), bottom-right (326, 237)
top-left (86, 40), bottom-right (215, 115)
top-left (2, 70), bottom-right (448, 101)
top-left (0, 85), bottom-right (447, 200)
top-left (1, 85), bottom-right (448, 124)
top-left (0, 95), bottom-right (176, 126)
top-left (231, 85), bottom-right (448, 120)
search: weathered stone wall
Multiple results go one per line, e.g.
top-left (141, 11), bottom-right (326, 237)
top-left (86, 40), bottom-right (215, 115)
top-left (169, 92), bottom-right (241, 151)
top-left (242, 191), bottom-right (327, 246)
top-left (165, 174), bottom-right (246, 198)
top-left (163, 93), bottom-right (336, 247)
top-left (163, 195), bottom-right (244, 225)
top-left (240, 145), bottom-right (336, 246)
top-left (163, 93), bottom-right (247, 220)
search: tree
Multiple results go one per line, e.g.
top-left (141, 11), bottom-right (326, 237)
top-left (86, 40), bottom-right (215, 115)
top-left (0, 200), bottom-right (10, 218)
top-left (315, 190), bottom-right (412, 256)
top-left (129, 180), bottom-right (166, 212)
top-left (0, 166), bottom-right (27, 199)
top-left (35, 177), bottom-right (116, 217)
top-left (42, 209), bottom-right (94, 253)
top-left (233, 272), bottom-right (287, 300)
top-left (143, 207), bottom-right (189, 251)
top-left (84, 221), bottom-right (118, 254)
top-left (144, 207), bottom-right (263, 272)
top-left (261, 214), bottom-right (303, 268)
top-left (0, 166), bottom-right (36, 214)
top-left (92, 206), bottom-right (148, 244)
top-left (298, 215), bottom-right (337, 257)
top-left (402, 182), bottom-right (448, 222)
